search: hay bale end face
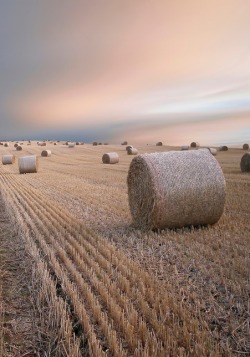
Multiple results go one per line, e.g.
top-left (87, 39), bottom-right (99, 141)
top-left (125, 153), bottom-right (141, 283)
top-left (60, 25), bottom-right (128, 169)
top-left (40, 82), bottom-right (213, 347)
top-left (127, 150), bottom-right (226, 230)
top-left (126, 145), bottom-right (133, 151)
top-left (14, 143), bottom-right (18, 148)
top-left (18, 155), bottom-right (38, 174)
top-left (127, 147), bottom-right (138, 155)
top-left (243, 143), bottom-right (249, 150)
top-left (102, 152), bottom-right (119, 164)
top-left (219, 146), bottom-right (228, 151)
top-left (41, 150), bottom-right (52, 157)
top-left (16, 145), bottom-right (22, 151)
top-left (93, 142), bottom-right (98, 146)
top-left (121, 141), bottom-right (128, 145)
top-left (4, 143), bottom-right (9, 147)
top-left (2, 154), bottom-right (15, 165)
top-left (68, 143), bottom-right (76, 148)
top-left (156, 142), bottom-right (163, 146)
top-left (190, 142), bottom-right (200, 148)
top-left (240, 153), bottom-right (250, 172)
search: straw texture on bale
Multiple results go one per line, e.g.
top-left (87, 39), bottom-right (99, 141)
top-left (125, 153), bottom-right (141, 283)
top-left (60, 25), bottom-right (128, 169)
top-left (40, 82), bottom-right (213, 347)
top-left (190, 142), bottom-right (200, 148)
top-left (208, 147), bottom-right (217, 156)
top-left (156, 142), bottom-right (163, 146)
top-left (41, 150), bottom-right (51, 157)
top-left (243, 143), bottom-right (249, 150)
top-left (240, 153), bottom-right (250, 172)
top-left (16, 145), bottom-right (22, 151)
top-left (181, 145), bottom-right (189, 150)
top-left (68, 143), bottom-right (75, 148)
top-left (2, 154), bottom-right (15, 165)
top-left (102, 152), bottom-right (119, 164)
top-left (127, 150), bottom-right (226, 230)
top-left (127, 147), bottom-right (138, 155)
top-left (18, 156), bottom-right (38, 174)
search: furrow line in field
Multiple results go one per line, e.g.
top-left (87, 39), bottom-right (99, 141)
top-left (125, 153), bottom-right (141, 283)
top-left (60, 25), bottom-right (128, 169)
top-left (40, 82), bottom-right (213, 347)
top-left (0, 171), bottom-right (126, 356)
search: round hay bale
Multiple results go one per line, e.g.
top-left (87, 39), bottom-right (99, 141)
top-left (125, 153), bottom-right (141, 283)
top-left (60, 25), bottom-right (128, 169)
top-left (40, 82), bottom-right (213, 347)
top-left (41, 150), bottom-right (51, 157)
top-left (2, 154), bottom-right (15, 165)
top-left (54, 142), bottom-right (57, 145)
top-left (102, 152), bottom-right (119, 164)
top-left (127, 150), bottom-right (226, 230)
top-left (68, 143), bottom-right (75, 148)
top-left (156, 142), bottom-right (163, 146)
top-left (104, 143), bottom-right (109, 145)
top-left (4, 143), bottom-right (9, 147)
top-left (93, 142), bottom-right (98, 146)
top-left (240, 153), bottom-right (250, 172)
top-left (243, 143), bottom-right (249, 150)
top-left (14, 143), bottom-right (19, 148)
top-left (127, 147), bottom-right (138, 155)
top-left (18, 155), bottom-right (38, 174)
top-left (126, 145), bottom-right (133, 151)
top-left (76, 142), bottom-right (80, 145)
top-left (190, 142), bottom-right (200, 148)
top-left (208, 147), bottom-right (217, 156)
top-left (181, 145), bottom-right (189, 151)
top-left (121, 141), bottom-right (128, 145)
top-left (219, 146), bottom-right (228, 151)
top-left (40, 142), bottom-right (46, 146)
top-left (16, 145), bottom-right (22, 151)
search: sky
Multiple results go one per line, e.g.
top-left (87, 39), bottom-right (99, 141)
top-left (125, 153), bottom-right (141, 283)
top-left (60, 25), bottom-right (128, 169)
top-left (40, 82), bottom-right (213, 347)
top-left (1, 0), bottom-right (250, 146)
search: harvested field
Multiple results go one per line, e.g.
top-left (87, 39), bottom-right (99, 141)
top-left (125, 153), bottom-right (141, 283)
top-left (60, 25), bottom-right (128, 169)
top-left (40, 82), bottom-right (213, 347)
top-left (0, 142), bottom-right (249, 356)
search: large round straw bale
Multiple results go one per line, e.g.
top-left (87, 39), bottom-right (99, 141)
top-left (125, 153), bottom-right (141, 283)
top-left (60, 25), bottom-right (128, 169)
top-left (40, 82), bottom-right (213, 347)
top-left (93, 142), bottom-right (98, 146)
top-left (121, 141), bottom-right (128, 145)
top-left (243, 143), bottom-right (249, 150)
top-left (68, 142), bottom-right (75, 148)
top-left (16, 145), bottom-right (22, 151)
top-left (102, 152), bottom-right (119, 164)
top-left (18, 155), bottom-right (38, 174)
top-left (156, 142), bottom-right (163, 146)
top-left (208, 147), bottom-right (217, 156)
top-left (4, 143), bottom-right (9, 147)
top-left (219, 146), bottom-right (228, 151)
top-left (2, 154), bottom-right (15, 165)
top-left (41, 150), bottom-right (51, 157)
top-left (190, 142), bottom-right (200, 148)
top-left (54, 142), bottom-right (57, 145)
top-left (127, 150), bottom-right (226, 230)
top-left (127, 147), bottom-right (138, 155)
top-left (181, 145), bottom-right (189, 150)
top-left (14, 143), bottom-right (18, 148)
top-left (126, 145), bottom-right (133, 151)
top-left (240, 153), bottom-right (250, 172)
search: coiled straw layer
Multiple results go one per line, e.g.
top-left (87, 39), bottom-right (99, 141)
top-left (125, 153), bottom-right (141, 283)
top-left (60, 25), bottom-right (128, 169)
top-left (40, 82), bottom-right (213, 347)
top-left (102, 152), bottom-right (119, 164)
top-left (18, 155), bottom-right (38, 174)
top-left (41, 150), bottom-right (52, 157)
top-left (127, 149), bottom-right (226, 230)
top-left (127, 147), bottom-right (138, 155)
top-left (240, 153), bottom-right (250, 172)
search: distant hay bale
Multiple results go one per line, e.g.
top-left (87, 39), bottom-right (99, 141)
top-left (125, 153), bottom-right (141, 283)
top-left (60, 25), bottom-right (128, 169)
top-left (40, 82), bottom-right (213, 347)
top-left (243, 143), bottom-right (249, 150)
top-left (181, 145), bottom-right (189, 151)
top-left (156, 142), bottom-right (163, 146)
top-left (121, 141), bottom-right (128, 145)
top-left (127, 147), bottom-right (138, 155)
top-left (102, 152), bottom-right (119, 164)
top-left (2, 154), bottom-right (15, 165)
top-left (219, 146), bottom-right (228, 151)
top-left (93, 142), bottom-right (98, 146)
top-left (16, 145), bottom-right (22, 151)
top-left (76, 142), bottom-right (80, 145)
top-left (98, 142), bottom-right (102, 145)
top-left (41, 150), bottom-right (51, 157)
top-left (14, 143), bottom-right (19, 148)
top-left (190, 142), bottom-right (200, 148)
top-left (18, 155), bottom-right (38, 174)
top-left (54, 142), bottom-right (57, 145)
top-left (40, 142), bottom-right (46, 146)
top-left (240, 153), bottom-right (250, 172)
top-left (126, 145), bottom-right (133, 151)
top-left (4, 143), bottom-right (9, 147)
top-left (127, 150), bottom-right (226, 230)
top-left (68, 143), bottom-right (75, 148)
top-left (208, 147), bottom-right (217, 156)
top-left (104, 143), bottom-right (109, 145)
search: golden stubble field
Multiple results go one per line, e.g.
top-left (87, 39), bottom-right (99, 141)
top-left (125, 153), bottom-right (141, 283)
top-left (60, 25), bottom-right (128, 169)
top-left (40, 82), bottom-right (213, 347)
top-left (0, 141), bottom-right (249, 356)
